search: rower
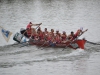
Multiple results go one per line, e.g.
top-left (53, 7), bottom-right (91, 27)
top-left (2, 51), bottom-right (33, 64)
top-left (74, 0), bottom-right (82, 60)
top-left (61, 31), bottom-right (67, 43)
top-left (55, 30), bottom-right (61, 43)
top-left (47, 29), bottom-right (56, 46)
top-left (44, 28), bottom-right (49, 34)
top-left (43, 28), bottom-right (49, 41)
top-left (56, 30), bottom-right (61, 36)
top-left (47, 29), bottom-right (55, 42)
top-left (26, 22), bottom-right (42, 38)
top-left (67, 31), bottom-right (75, 41)
top-left (75, 27), bottom-right (88, 38)
top-left (37, 27), bottom-right (43, 40)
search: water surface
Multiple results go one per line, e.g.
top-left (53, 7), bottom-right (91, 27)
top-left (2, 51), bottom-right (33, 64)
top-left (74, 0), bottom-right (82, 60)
top-left (0, 0), bottom-right (100, 75)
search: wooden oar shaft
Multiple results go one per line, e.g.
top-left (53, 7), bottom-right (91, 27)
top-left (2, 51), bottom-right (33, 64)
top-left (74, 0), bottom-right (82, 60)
top-left (86, 40), bottom-right (100, 45)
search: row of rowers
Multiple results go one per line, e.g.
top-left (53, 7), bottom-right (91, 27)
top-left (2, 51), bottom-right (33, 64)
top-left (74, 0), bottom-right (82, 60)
top-left (21, 22), bottom-right (85, 43)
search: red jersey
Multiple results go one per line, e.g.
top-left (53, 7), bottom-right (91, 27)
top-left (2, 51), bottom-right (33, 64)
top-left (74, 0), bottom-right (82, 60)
top-left (27, 24), bottom-right (31, 29)
top-left (75, 29), bottom-right (81, 37)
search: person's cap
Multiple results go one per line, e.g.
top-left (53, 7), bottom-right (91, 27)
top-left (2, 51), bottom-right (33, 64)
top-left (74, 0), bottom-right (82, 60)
top-left (80, 27), bottom-right (83, 31)
top-left (63, 31), bottom-right (66, 33)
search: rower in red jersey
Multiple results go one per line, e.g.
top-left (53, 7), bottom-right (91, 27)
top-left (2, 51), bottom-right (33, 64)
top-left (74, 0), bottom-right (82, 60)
top-left (75, 27), bottom-right (88, 38)
top-left (61, 31), bottom-right (67, 43)
top-left (26, 22), bottom-right (42, 38)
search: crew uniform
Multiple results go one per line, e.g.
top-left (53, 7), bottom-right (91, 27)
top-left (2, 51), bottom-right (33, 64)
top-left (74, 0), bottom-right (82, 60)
top-left (20, 22), bottom-right (33, 38)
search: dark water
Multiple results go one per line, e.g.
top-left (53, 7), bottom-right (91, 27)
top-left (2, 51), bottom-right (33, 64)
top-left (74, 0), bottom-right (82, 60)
top-left (0, 0), bottom-right (100, 75)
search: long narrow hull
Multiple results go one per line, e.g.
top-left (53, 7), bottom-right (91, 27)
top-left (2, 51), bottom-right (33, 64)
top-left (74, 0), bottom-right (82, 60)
top-left (29, 39), bottom-right (86, 49)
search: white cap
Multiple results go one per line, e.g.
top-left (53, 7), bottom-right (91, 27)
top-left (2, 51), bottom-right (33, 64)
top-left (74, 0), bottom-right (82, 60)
top-left (80, 27), bottom-right (83, 31)
top-left (63, 31), bottom-right (66, 33)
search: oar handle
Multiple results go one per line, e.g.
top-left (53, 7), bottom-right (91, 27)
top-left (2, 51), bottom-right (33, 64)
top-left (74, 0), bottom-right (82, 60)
top-left (82, 29), bottom-right (88, 34)
top-left (35, 24), bottom-right (41, 30)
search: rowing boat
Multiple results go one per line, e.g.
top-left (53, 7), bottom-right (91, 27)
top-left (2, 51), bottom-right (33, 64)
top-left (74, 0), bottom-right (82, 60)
top-left (13, 27), bottom-right (87, 50)
top-left (28, 39), bottom-right (86, 49)
top-left (13, 32), bottom-right (86, 49)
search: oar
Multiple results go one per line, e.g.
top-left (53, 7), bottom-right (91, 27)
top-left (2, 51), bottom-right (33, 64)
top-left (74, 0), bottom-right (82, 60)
top-left (62, 39), bottom-right (76, 51)
top-left (41, 41), bottom-right (56, 50)
top-left (40, 42), bottom-right (50, 50)
top-left (40, 34), bottom-right (56, 50)
top-left (38, 41), bottom-right (47, 49)
top-left (38, 35), bottom-right (48, 50)
top-left (62, 29), bottom-right (88, 51)
top-left (86, 40), bottom-right (100, 45)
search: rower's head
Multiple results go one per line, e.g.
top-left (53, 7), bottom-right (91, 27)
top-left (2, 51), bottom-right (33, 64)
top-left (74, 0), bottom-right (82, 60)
top-left (51, 29), bottom-right (54, 32)
top-left (63, 31), bottom-right (66, 34)
top-left (56, 30), bottom-right (59, 33)
top-left (80, 27), bottom-right (83, 31)
top-left (45, 28), bottom-right (47, 31)
top-left (37, 27), bottom-right (41, 31)
top-left (71, 31), bottom-right (74, 35)
top-left (29, 22), bottom-right (32, 24)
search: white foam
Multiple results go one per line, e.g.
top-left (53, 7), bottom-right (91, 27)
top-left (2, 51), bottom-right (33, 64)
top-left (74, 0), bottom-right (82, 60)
top-left (45, 49), bottom-right (85, 60)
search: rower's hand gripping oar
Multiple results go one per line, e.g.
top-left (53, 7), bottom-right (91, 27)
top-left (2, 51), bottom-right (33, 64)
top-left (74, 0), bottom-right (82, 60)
top-left (62, 29), bottom-right (88, 51)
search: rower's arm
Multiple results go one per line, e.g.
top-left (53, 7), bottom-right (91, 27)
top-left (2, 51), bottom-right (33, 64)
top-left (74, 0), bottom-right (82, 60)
top-left (31, 23), bottom-right (42, 26)
top-left (67, 35), bottom-right (70, 39)
top-left (82, 29), bottom-right (88, 34)
top-left (79, 29), bottom-right (88, 36)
